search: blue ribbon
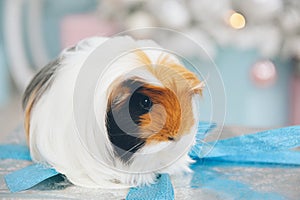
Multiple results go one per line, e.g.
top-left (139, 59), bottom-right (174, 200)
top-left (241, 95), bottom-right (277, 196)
top-left (190, 125), bottom-right (300, 165)
top-left (5, 164), bottom-right (59, 192)
top-left (126, 174), bottom-right (174, 200)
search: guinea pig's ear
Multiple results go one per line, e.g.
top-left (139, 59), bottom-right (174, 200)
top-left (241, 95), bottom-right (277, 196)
top-left (155, 55), bottom-right (205, 96)
top-left (180, 68), bottom-right (205, 96)
top-left (178, 69), bottom-right (205, 96)
top-left (191, 80), bottom-right (205, 96)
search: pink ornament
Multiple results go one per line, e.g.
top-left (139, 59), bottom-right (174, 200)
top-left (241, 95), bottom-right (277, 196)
top-left (250, 60), bottom-right (277, 87)
top-left (60, 14), bottom-right (118, 49)
top-left (290, 74), bottom-right (300, 125)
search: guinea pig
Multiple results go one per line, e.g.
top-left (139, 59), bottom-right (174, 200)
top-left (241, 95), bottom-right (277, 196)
top-left (22, 36), bottom-right (204, 188)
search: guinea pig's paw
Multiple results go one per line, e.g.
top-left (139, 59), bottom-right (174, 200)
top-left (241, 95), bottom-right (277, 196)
top-left (160, 153), bottom-right (194, 175)
top-left (123, 172), bottom-right (157, 187)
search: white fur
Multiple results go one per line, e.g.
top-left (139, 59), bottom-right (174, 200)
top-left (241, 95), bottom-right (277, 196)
top-left (28, 36), bottom-right (200, 189)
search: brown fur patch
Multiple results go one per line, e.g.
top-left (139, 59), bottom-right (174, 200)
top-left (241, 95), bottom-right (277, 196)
top-left (156, 53), bottom-right (204, 95)
top-left (138, 85), bottom-right (182, 142)
top-left (107, 77), bottom-right (146, 111)
top-left (107, 80), bottom-right (130, 111)
top-left (134, 51), bottom-right (204, 143)
top-left (135, 50), bottom-right (152, 66)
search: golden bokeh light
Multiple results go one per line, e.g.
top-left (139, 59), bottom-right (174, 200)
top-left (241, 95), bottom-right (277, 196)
top-left (229, 12), bottom-right (246, 29)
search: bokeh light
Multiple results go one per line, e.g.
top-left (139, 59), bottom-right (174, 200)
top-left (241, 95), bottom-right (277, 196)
top-left (228, 11), bottom-right (246, 29)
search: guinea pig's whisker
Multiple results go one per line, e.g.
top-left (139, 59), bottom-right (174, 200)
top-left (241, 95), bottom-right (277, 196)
top-left (119, 141), bottom-right (144, 159)
top-left (107, 133), bottom-right (141, 137)
top-left (197, 139), bottom-right (209, 144)
top-left (196, 139), bottom-right (214, 152)
top-left (196, 139), bottom-right (214, 149)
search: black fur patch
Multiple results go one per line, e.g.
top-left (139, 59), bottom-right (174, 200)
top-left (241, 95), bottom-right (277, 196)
top-left (106, 107), bottom-right (145, 162)
top-left (22, 58), bottom-right (60, 110)
top-left (105, 81), bottom-right (152, 163)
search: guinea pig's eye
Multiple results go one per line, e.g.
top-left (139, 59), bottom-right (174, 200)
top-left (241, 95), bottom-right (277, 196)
top-left (139, 94), bottom-right (152, 111)
top-left (130, 92), bottom-right (153, 114)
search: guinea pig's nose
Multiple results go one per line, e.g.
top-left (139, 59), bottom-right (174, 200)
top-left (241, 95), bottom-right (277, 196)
top-left (168, 135), bottom-right (180, 141)
top-left (167, 131), bottom-right (180, 141)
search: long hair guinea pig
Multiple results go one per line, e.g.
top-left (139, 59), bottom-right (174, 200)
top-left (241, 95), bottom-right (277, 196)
top-left (22, 36), bottom-right (204, 188)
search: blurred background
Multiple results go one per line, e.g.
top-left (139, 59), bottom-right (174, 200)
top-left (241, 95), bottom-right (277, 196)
top-left (0, 0), bottom-right (300, 136)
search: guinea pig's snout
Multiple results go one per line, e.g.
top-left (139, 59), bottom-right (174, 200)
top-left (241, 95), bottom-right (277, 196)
top-left (166, 130), bottom-right (182, 141)
top-left (167, 135), bottom-right (182, 142)
top-left (167, 131), bottom-right (183, 142)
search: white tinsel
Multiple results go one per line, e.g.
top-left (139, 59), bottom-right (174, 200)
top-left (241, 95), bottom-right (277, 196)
top-left (97, 0), bottom-right (300, 59)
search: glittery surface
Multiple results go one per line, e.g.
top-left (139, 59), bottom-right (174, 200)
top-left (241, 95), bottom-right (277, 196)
top-left (1, 125), bottom-right (300, 199)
